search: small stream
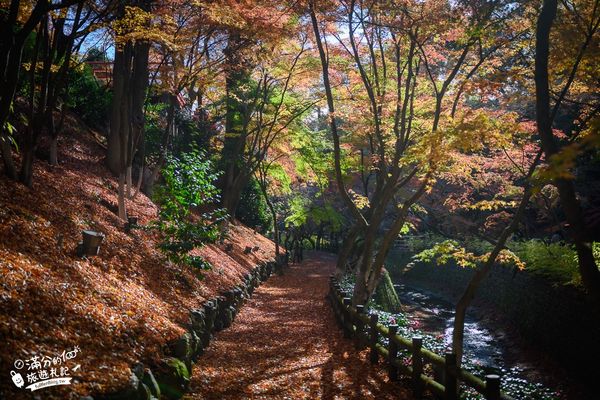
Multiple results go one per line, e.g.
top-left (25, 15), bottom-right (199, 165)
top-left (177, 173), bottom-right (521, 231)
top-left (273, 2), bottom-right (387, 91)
top-left (390, 283), bottom-right (567, 399)
top-left (394, 283), bottom-right (504, 368)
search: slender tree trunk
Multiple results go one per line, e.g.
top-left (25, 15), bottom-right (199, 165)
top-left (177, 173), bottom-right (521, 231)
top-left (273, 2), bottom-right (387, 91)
top-left (271, 205), bottom-right (280, 256)
top-left (265, 191), bottom-right (279, 255)
top-left (535, 0), bottom-right (600, 301)
top-left (126, 166), bottom-right (133, 199)
top-left (118, 172), bottom-right (127, 220)
top-left (452, 187), bottom-right (533, 366)
top-left (0, 137), bottom-right (17, 179)
top-left (49, 135), bottom-right (58, 166)
top-left (20, 145), bottom-right (35, 188)
top-left (133, 165), bottom-right (144, 199)
top-left (335, 224), bottom-right (361, 277)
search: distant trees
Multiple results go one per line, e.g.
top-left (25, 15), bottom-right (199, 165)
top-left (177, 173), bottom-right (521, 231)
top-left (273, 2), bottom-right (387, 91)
top-left (0, 0), bottom-right (97, 184)
top-left (217, 3), bottom-right (311, 218)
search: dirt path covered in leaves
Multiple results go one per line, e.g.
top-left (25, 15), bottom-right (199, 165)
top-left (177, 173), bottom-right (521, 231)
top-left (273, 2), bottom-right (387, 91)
top-left (187, 252), bottom-right (412, 399)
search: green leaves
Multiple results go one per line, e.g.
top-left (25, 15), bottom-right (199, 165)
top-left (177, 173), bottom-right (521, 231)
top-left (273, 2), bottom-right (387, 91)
top-left (415, 239), bottom-right (481, 269)
top-left (284, 195), bottom-right (344, 230)
top-left (153, 151), bottom-right (227, 271)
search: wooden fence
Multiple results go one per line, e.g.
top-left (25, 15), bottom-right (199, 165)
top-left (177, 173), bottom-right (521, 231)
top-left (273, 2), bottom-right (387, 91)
top-left (328, 277), bottom-right (514, 400)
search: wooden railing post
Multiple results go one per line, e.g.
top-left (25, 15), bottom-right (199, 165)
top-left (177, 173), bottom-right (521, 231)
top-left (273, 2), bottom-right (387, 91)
top-left (485, 374), bottom-right (501, 400)
top-left (355, 305), bottom-right (365, 349)
top-left (444, 352), bottom-right (458, 400)
top-left (330, 282), bottom-right (338, 320)
top-left (328, 276), bottom-right (335, 302)
top-left (342, 298), bottom-right (352, 338)
top-left (369, 313), bottom-right (379, 364)
top-left (412, 336), bottom-right (424, 398)
top-left (387, 324), bottom-right (398, 381)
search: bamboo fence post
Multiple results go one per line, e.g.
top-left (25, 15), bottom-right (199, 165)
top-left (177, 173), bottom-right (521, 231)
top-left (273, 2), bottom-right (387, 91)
top-left (444, 352), bottom-right (458, 400)
top-left (355, 305), bottom-right (365, 349)
top-left (387, 324), bottom-right (398, 381)
top-left (328, 276), bottom-right (335, 300)
top-left (485, 374), bottom-right (501, 400)
top-left (369, 313), bottom-right (379, 364)
top-left (412, 336), bottom-right (424, 398)
top-left (342, 298), bottom-right (352, 338)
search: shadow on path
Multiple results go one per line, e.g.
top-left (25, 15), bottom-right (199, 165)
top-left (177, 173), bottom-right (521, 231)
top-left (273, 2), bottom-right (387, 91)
top-left (186, 252), bottom-right (413, 399)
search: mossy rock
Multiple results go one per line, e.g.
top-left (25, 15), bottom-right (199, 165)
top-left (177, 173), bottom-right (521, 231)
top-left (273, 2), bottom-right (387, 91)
top-left (374, 269), bottom-right (402, 313)
top-left (99, 371), bottom-right (141, 400)
top-left (167, 332), bottom-right (194, 362)
top-left (155, 357), bottom-right (190, 400)
top-left (188, 329), bottom-right (203, 359)
top-left (190, 308), bottom-right (206, 332)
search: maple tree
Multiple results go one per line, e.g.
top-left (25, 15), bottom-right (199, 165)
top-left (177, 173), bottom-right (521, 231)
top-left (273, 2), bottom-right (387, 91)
top-left (309, 0), bottom-right (527, 305)
top-left (1, 0), bottom-right (599, 397)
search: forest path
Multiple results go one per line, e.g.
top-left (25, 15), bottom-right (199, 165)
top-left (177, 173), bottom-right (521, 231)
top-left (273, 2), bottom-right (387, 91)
top-left (186, 251), bottom-right (412, 400)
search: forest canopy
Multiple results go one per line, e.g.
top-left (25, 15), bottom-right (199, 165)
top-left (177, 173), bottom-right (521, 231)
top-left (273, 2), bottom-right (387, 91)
top-left (1, 0), bottom-right (599, 397)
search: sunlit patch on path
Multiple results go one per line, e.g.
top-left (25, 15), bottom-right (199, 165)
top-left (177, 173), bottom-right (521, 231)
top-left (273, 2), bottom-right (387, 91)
top-left (187, 252), bottom-right (413, 399)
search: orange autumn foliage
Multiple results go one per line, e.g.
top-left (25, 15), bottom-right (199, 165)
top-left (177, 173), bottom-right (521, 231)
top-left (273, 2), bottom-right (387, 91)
top-left (0, 112), bottom-right (278, 399)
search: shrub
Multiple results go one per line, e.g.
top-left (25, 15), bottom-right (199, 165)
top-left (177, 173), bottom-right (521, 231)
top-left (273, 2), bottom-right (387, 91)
top-left (410, 233), bottom-right (599, 287)
top-left (153, 151), bottom-right (227, 271)
top-left (510, 240), bottom-right (584, 286)
top-left (67, 64), bottom-right (112, 130)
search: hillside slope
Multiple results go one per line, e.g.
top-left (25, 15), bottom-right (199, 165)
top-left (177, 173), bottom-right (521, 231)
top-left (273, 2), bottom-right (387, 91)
top-left (0, 114), bottom-right (278, 399)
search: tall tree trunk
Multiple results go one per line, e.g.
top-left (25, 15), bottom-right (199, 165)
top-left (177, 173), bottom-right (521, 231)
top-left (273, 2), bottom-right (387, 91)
top-left (110, 28), bottom-right (149, 220)
top-left (112, 41), bottom-right (132, 219)
top-left (220, 32), bottom-right (251, 217)
top-left (352, 229), bottom-right (378, 306)
top-left (126, 166), bottom-right (133, 199)
top-left (335, 224), bottom-right (361, 277)
top-left (452, 187), bottom-right (533, 366)
top-left (0, 0), bottom-right (49, 179)
top-left (535, 0), bottom-right (600, 301)
top-left (49, 134), bottom-right (58, 166)
top-left (19, 145), bottom-right (35, 188)
top-left (108, 40), bottom-right (128, 176)
top-left (0, 137), bottom-right (17, 179)
top-left (118, 172), bottom-right (127, 220)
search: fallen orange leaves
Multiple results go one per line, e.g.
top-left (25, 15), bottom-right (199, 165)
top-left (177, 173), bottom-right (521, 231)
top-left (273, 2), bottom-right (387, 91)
top-left (0, 114), bottom-right (278, 399)
top-left (186, 253), bottom-right (413, 400)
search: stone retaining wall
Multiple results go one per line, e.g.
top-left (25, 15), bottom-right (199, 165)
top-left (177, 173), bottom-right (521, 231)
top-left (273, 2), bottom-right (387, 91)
top-left (95, 260), bottom-right (281, 400)
top-left (394, 260), bottom-right (600, 383)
